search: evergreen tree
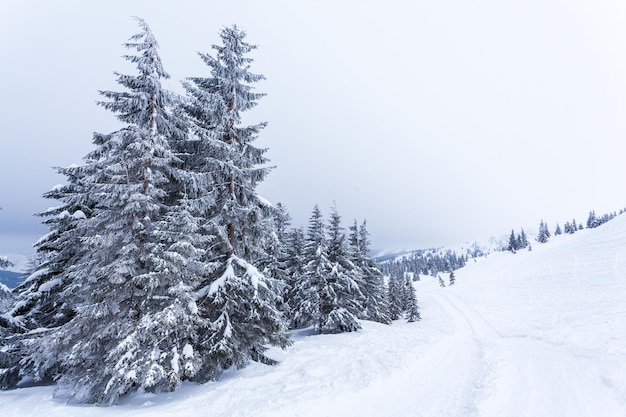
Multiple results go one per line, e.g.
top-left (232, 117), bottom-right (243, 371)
top-left (7, 166), bottom-right (95, 333)
top-left (0, 174), bottom-right (92, 389)
top-left (293, 205), bottom-right (328, 330)
top-left (386, 268), bottom-right (404, 321)
top-left (10, 18), bottom-right (208, 404)
top-left (284, 226), bottom-right (306, 328)
top-left (518, 228), bottom-right (529, 248)
top-left (322, 206), bottom-right (362, 333)
top-left (564, 221), bottom-right (573, 234)
top-left (508, 229), bottom-right (518, 252)
top-left (587, 210), bottom-right (598, 228)
top-left (350, 220), bottom-right (390, 324)
top-left (449, 271), bottom-right (456, 286)
top-left (185, 25), bottom-right (290, 376)
top-left (404, 275), bottom-right (421, 322)
top-left (537, 220), bottom-right (550, 243)
top-left (554, 223), bottom-right (562, 235)
top-left (262, 202), bottom-right (291, 316)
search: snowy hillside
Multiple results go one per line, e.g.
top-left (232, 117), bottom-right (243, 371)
top-left (1, 215), bottom-right (626, 416)
top-left (0, 254), bottom-right (29, 289)
top-left (0, 254), bottom-right (30, 274)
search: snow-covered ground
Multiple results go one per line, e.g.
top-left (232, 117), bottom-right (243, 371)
top-left (2, 216), bottom-right (626, 416)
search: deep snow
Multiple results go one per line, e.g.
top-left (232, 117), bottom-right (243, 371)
top-left (2, 216), bottom-right (626, 416)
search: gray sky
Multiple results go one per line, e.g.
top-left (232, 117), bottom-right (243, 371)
top-left (2, 0), bottom-right (626, 256)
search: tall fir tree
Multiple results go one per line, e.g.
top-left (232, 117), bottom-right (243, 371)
top-left (9, 18), bottom-right (210, 404)
top-left (283, 226), bottom-right (307, 328)
top-left (349, 220), bottom-right (390, 324)
top-left (184, 25), bottom-right (290, 375)
top-left (404, 275), bottom-right (421, 323)
top-left (293, 205), bottom-right (328, 330)
top-left (387, 267), bottom-right (405, 321)
top-left (0, 170), bottom-right (93, 389)
top-left (508, 229), bottom-right (518, 252)
top-left (537, 220), bottom-right (550, 243)
top-left (323, 205), bottom-right (362, 333)
top-left (554, 223), bottom-right (562, 235)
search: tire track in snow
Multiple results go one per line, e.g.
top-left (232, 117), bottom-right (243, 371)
top-left (435, 290), bottom-right (626, 417)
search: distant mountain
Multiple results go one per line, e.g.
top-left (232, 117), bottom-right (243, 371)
top-left (0, 269), bottom-right (25, 289)
top-left (0, 254), bottom-right (30, 289)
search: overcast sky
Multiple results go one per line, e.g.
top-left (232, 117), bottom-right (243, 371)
top-left (2, 0), bottom-right (626, 256)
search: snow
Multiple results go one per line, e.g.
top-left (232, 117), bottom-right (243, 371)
top-left (256, 194), bottom-right (273, 208)
top-left (182, 343), bottom-right (193, 359)
top-left (170, 347), bottom-right (180, 375)
top-left (37, 277), bottom-right (61, 293)
top-left (1, 254), bottom-right (31, 273)
top-left (203, 258), bottom-right (235, 297)
top-left (2, 215), bottom-right (626, 416)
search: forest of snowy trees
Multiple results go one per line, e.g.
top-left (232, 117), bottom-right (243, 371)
top-left (0, 19), bottom-right (418, 405)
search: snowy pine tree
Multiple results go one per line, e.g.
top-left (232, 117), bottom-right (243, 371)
top-left (537, 220), bottom-right (550, 243)
top-left (508, 229), bottom-right (518, 252)
top-left (387, 268), bottom-right (405, 321)
top-left (349, 220), bottom-right (390, 324)
top-left (292, 205), bottom-right (328, 330)
top-left (404, 275), bottom-right (421, 323)
top-left (13, 18), bottom-right (210, 404)
top-left (284, 226), bottom-right (307, 328)
top-left (322, 205), bottom-right (362, 333)
top-left (0, 172), bottom-right (93, 389)
top-left (555, 223), bottom-right (562, 235)
top-left (184, 25), bottom-right (290, 375)
top-left (293, 205), bottom-right (362, 333)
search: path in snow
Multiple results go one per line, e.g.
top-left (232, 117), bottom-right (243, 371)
top-left (435, 290), bottom-right (624, 417)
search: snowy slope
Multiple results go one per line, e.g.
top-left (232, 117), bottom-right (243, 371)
top-left (1, 216), bottom-right (626, 416)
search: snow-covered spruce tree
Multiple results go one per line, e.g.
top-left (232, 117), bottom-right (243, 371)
top-left (0, 168), bottom-right (95, 389)
top-left (449, 271), bottom-right (456, 286)
top-left (183, 25), bottom-right (289, 375)
top-left (284, 226), bottom-right (307, 328)
top-left (537, 220), bottom-right (550, 243)
top-left (322, 205), bottom-right (363, 333)
top-left (387, 267), bottom-right (405, 321)
top-left (262, 202), bottom-right (292, 315)
top-left (349, 220), bottom-right (390, 324)
top-left (519, 228), bottom-right (529, 248)
top-left (18, 18), bottom-right (213, 405)
top-left (292, 205), bottom-right (326, 330)
top-left (508, 229), bottom-right (518, 253)
top-left (7, 165), bottom-right (96, 333)
top-left (403, 275), bottom-right (421, 323)
top-left (292, 205), bottom-right (362, 333)
top-left (554, 223), bottom-right (562, 235)
top-left (587, 210), bottom-right (598, 229)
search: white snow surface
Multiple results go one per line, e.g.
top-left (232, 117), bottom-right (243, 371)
top-left (1, 254), bottom-right (30, 273)
top-left (2, 216), bottom-right (626, 416)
